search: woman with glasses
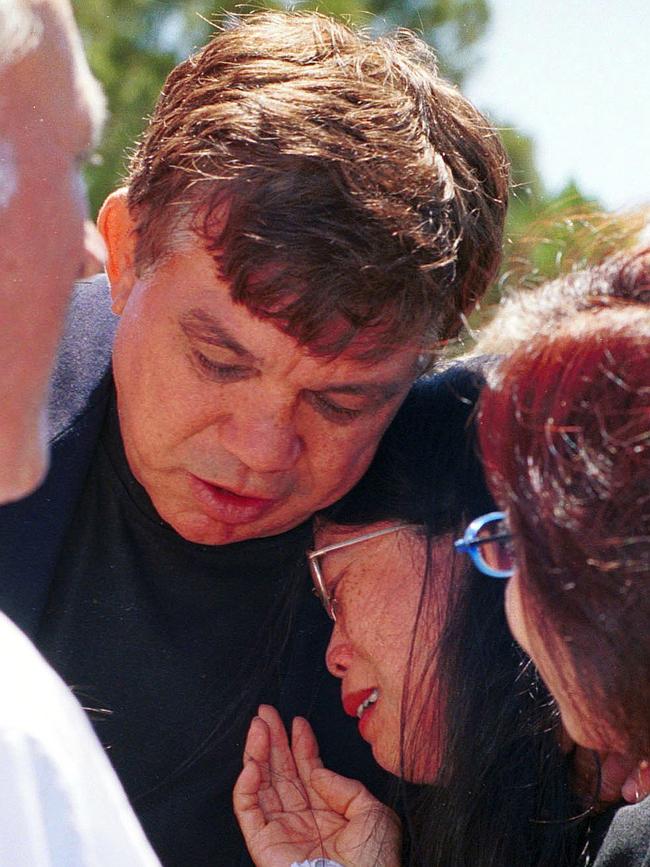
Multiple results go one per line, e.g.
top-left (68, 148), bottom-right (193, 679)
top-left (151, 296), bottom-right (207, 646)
top-left (235, 362), bottom-right (604, 867)
top-left (475, 299), bottom-right (650, 866)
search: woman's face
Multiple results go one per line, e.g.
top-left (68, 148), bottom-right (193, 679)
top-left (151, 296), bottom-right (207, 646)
top-left (505, 572), bottom-right (617, 753)
top-left (313, 522), bottom-right (450, 779)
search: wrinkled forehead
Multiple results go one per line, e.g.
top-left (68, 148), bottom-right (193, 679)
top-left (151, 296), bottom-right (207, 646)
top-left (134, 200), bottom-right (434, 363)
top-left (138, 238), bottom-right (428, 387)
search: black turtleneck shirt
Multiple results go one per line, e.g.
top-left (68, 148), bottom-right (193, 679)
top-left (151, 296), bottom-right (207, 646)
top-left (36, 395), bottom-right (386, 867)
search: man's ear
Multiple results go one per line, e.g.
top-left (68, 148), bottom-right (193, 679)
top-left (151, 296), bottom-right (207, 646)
top-left (97, 187), bottom-right (138, 315)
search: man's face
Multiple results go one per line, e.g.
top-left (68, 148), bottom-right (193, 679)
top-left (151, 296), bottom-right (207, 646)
top-left (111, 242), bottom-right (422, 544)
top-left (0, 0), bottom-right (104, 502)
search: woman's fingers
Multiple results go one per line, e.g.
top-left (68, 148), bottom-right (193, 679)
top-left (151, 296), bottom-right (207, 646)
top-left (310, 768), bottom-right (402, 866)
top-left (257, 705), bottom-right (309, 812)
top-left (257, 705), bottom-right (294, 775)
top-left (233, 757), bottom-right (267, 838)
top-left (241, 714), bottom-right (284, 816)
top-left (291, 717), bottom-right (327, 808)
top-left (598, 752), bottom-right (638, 804)
top-left (243, 715), bottom-right (271, 767)
top-left (584, 751), bottom-right (650, 806)
top-left (291, 716), bottom-right (323, 764)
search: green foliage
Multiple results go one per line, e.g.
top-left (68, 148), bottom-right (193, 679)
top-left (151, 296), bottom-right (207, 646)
top-left (73, 0), bottom-right (181, 212)
top-left (455, 186), bottom-right (648, 357)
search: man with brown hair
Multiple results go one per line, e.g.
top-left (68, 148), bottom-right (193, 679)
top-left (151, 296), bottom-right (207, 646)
top-left (0, 11), bottom-right (508, 865)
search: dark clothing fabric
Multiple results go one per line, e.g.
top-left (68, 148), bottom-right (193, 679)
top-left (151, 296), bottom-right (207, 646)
top-left (594, 799), bottom-right (650, 866)
top-left (0, 277), bottom-right (392, 867)
top-left (36, 395), bottom-right (314, 863)
top-left (0, 278), bottom-right (116, 636)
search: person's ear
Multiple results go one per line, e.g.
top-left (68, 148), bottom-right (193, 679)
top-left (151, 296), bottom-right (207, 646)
top-left (97, 187), bottom-right (137, 315)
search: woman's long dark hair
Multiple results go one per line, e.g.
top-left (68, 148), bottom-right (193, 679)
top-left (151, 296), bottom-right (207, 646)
top-left (320, 361), bottom-right (592, 867)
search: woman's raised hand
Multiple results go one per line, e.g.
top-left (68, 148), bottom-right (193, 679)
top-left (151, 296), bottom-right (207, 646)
top-left (233, 705), bottom-right (401, 867)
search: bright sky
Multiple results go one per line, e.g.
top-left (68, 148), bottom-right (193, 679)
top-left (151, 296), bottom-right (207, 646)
top-left (464, 0), bottom-right (650, 210)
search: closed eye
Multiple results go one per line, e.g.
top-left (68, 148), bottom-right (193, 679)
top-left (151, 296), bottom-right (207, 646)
top-left (193, 350), bottom-right (254, 382)
top-left (305, 391), bottom-right (364, 423)
top-left (326, 569), bottom-right (348, 622)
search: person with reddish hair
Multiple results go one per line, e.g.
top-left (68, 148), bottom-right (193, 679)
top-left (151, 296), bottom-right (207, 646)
top-left (473, 269), bottom-right (650, 863)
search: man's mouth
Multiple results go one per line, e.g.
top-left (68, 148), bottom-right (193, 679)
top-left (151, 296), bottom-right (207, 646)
top-left (188, 475), bottom-right (280, 524)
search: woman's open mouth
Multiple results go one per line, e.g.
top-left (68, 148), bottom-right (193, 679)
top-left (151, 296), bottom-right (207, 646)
top-left (342, 687), bottom-right (380, 738)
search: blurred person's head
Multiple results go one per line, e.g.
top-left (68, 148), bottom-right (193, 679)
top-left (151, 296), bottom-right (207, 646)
top-left (97, 11), bottom-right (509, 545)
top-left (0, 0), bottom-right (105, 502)
top-left (312, 365), bottom-right (576, 867)
top-left (479, 301), bottom-right (650, 762)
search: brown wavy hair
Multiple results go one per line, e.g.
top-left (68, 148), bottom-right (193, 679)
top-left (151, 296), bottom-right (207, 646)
top-left (126, 11), bottom-right (509, 357)
top-left (479, 283), bottom-right (650, 757)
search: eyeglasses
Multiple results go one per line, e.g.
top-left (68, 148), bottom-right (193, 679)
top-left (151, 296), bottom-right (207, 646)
top-left (307, 523), bottom-right (420, 621)
top-left (454, 511), bottom-right (515, 579)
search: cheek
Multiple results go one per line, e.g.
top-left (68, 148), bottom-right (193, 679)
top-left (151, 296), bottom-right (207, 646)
top-left (504, 577), bottom-right (530, 654)
top-left (300, 422), bottom-right (391, 503)
top-left (368, 587), bottom-right (422, 683)
top-left (504, 580), bottom-right (605, 750)
top-left (114, 306), bottom-right (189, 409)
top-left (505, 578), bottom-right (563, 700)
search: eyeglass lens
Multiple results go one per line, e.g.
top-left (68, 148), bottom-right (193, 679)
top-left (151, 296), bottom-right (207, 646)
top-left (309, 559), bottom-right (335, 620)
top-left (475, 518), bottom-right (514, 574)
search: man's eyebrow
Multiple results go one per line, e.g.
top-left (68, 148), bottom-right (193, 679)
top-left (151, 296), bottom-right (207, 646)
top-left (318, 381), bottom-right (406, 403)
top-left (180, 308), bottom-right (258, 362)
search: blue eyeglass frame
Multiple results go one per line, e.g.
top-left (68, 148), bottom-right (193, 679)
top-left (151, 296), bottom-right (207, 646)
top-left (454, 510), bottom-right (514, 579)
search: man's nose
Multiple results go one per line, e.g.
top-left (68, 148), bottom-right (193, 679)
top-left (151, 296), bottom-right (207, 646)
top-left (220, 398), bottom-right (302, 474)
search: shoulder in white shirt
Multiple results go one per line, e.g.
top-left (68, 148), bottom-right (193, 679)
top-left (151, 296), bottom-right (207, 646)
top-left (0, 612), bottom-right (160, 866)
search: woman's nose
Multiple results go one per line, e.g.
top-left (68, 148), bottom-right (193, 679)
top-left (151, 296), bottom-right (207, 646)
top-left (325, 628), bottom-right (352, 678)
